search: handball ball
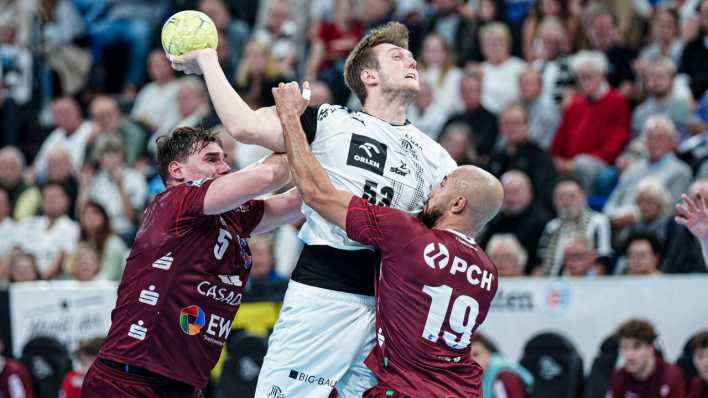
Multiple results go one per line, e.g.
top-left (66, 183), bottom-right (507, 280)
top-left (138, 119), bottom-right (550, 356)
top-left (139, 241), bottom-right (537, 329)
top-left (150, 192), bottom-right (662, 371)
top-left (161, 10), bottom-right (218, 57)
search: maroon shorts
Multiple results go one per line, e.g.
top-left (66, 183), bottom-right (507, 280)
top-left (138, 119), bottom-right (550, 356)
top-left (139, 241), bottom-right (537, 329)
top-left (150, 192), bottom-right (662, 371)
top-left (81, 359), bottom-right (204, 398)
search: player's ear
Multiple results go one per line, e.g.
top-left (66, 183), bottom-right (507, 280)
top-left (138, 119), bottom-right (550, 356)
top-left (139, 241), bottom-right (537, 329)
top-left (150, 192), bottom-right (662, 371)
top-left (451, 196), bottom-right (467, 214)
top-left (361, 68), bottom-right (377, 86)
top-left (168, 160), bottom-right (185, 182)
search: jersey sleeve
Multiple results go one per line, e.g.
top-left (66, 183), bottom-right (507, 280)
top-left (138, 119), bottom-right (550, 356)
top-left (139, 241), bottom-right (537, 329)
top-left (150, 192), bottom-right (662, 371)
top-left (300, 105), bottom-right (321, 144)
top-left (222, 199), bottom-right (266, 238)
top-left (345, 196), bottom-right (424, 250)
top-left (173, 178), bottom-right (214, 227)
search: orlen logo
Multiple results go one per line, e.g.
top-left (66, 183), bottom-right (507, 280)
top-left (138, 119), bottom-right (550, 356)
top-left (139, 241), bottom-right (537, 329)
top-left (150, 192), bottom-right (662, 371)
top-left (180, 305), bottom-right (205, 335)
top-left (424, 242), bottom-right (450, 269)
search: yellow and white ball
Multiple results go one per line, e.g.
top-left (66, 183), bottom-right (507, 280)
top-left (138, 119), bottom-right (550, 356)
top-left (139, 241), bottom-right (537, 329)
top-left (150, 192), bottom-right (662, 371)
top-left (161, 10), bottom-right (218, 57)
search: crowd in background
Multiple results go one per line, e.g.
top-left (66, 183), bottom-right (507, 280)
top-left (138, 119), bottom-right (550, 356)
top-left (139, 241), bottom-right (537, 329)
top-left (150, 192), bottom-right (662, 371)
top-left (1, 0), bottom-right (708, 397)
top-left (3, 0), bottom-right (708, 285)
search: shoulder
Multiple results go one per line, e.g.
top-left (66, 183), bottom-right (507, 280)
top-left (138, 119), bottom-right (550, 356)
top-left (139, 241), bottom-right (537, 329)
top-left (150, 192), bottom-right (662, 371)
top-left (662, 361), bottom-right (685, 379)
top-left (315, 103), bottom-right (354, 122)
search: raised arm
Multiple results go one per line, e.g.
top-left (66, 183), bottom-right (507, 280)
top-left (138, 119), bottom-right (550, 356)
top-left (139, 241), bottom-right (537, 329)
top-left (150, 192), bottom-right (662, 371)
top-left (204, 153), bottom-right (291, 215)
top-left (170, 49), bottom-right (286, 152)
top-left (273, 82), bottom-right (352, 230)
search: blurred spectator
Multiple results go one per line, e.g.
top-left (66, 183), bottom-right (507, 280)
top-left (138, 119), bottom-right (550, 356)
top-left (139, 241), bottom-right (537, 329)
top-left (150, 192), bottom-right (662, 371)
top-left (68, 242), bottom-right (101, 281)
top-left (0, 146), bottom-right (39, 220)
top-left (623, 232), bottom-right (663, 276)
top-left (76, 0), bottom-right (165, 97)
top-left (359, 0), bottom-right (395, 29)
top-left (88, 95), bottom-right (146, 166)
top-left (437, 122), bottom-right (478, 166)
top-left (518, 68), bottom-right (560, 150)
top-left (533, 17), bottom-right (575, 106)
top-left (637, 7), bottom-right (684, 67)
top-left (486, 234), bottom-right (527, 278)
top-left (150, 77), bottom-right (212, 151)
top-left (470, 333), bottom-right (533, 398)
top-left (537, 177), bottom-right (612, 276)
top-left (522, 0), bottom-right (580, 61)
top-left (419, 0), bottom-right (476, 65)
top-left (419, 33), bottom-right (463, 116)
top-left (36, 148), bottom-right (80, 218)
top-left (0, 187), bottom-right (15, 265)
top-left (15, 183), bottom-right (79, 279)
top-left (561, 235), bottom-right (603, 276)
top-left (662, 178), bottom-right (708, 273)
top-left (130, 50), bottom-right (181, 134)
top-left (605, 116), bottom-right (692, 229)
top-left (199, 0), bottom-right (251, 70)
top-left (479, 170), bottom-right (552, 274)
top-left (632, 59), bottom-right (704, 139)
top-left (60, 337), bottom-right (103, 398)
top-left (8, 250), bottom-right (40, 283)
top-left (33, 96), bottom-right (93, 176)
top-left (234, 39), bottom-right (287, 109)
top-left (615, 177), bottom-right (673, 251)
top-left (689, 331), bottom-right (708, 398)
top-left (78, 201), bottom-right (127, 281)
top-left (308, 80), bottom-right (334, 106)
top-left (487, 103), bottom-right (557, 211)
top-left (0, 18), bottom-right (32, 148)
top-left (252, 0), bottom-right (298, 77)
top-left (441, 70), bottom-right (498, 158)
top-left (582, 4), bottom-right (636, 96)
top-left (248, 234), bottom-right (285, 281)
top-left (480, 23), bottom-right (527, 114)
top-left (550, 50), bottom-right (630, 194)
top-left (0, 336), bottom-right (35, 398)
top-left (679, 0), bottom-right (708, 101)
top-left (407, 80), bottom-right (448, 139)
top-left (608, 319), bottom-right (685, 397)
top-left (305, 0), bottom-right (363, 103)
top-left (79, 136), bottom-right (146, 243)
top-left (38, 0), bottom-right (90, 100)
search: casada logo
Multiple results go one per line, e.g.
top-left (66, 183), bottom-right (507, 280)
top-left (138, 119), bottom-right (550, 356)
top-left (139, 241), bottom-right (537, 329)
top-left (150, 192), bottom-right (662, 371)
top-left (267, 385), bottom-right (285, 398)
top-left (423, 242), bottom-right (449, 269)
top-left (545, 284), bottom-right (571, 315)
top-left (346, 133), bottom-right (387, 175)
top-left (180, 305), bottom-right (206, 335)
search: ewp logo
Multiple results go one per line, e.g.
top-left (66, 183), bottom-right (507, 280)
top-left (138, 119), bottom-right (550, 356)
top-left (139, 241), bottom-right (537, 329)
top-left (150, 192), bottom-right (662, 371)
top-left (424, 242), bottom-right (449, 269)
top-left (545, 284), bottom-right (571, 315)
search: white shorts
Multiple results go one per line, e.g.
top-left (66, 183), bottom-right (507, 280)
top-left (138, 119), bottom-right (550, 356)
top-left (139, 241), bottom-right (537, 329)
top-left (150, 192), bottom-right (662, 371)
top-left (254, 280), bottom-right (377, 398)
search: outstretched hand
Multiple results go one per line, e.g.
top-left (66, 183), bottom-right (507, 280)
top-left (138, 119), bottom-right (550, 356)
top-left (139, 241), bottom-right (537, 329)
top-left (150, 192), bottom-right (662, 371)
top-left (675, 193), bottom-right (708, 241)
top-left (167, 48), bottom-right (216, 75)
top-left (272, 81), bottom-right (310, 120)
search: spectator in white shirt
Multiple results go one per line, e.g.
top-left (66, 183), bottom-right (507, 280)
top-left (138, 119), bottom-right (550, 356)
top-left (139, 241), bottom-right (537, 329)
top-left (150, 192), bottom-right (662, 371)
top-left (16, 183), bottom-right (79, 279)
top-left (130, 50), bottom-right (181, 133)
top-left (480, 22), bottom-right (527, 114)
top-left (81, 136), bottom-right (147, 242)
top-left (33, 97), bottom-right (93, 176)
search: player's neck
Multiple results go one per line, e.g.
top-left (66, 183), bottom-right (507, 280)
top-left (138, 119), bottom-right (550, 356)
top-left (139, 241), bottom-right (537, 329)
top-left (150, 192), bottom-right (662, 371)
top-left (362, 95), bottom-right (409, 125)
top-left (434, 218), bottom-right (474, 238)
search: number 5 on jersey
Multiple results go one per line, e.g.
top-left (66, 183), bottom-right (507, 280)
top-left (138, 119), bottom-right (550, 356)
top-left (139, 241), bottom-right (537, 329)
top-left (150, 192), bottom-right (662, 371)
top-left (422, 285), bottom-right (480, 350)
top-left (214, 228), bottom-right (233, 260)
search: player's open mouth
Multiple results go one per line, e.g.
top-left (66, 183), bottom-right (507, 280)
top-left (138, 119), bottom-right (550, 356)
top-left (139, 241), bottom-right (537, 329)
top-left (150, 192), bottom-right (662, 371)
top-left (405, 73), bottom-right (417, 79)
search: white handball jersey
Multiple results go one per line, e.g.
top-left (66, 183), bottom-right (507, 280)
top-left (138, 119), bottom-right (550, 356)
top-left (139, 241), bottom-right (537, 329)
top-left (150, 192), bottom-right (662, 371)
top-left (298, 104), bottom-right (457, 250)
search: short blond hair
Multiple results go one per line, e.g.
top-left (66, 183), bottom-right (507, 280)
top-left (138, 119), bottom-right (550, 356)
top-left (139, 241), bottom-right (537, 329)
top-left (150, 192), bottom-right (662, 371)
top-left (344, 21), bottom-right (409, 104)
top-left (480, 22), bottom-right (511, 44)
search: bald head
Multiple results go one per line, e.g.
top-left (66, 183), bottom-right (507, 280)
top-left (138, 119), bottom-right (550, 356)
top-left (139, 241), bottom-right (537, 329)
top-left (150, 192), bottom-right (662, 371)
top-left (420, 165), bottom-right (503, 234)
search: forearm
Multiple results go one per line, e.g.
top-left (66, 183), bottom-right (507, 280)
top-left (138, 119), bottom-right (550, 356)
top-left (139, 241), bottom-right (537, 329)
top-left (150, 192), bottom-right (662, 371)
top-left (198, 51), bottom-right (285, 151)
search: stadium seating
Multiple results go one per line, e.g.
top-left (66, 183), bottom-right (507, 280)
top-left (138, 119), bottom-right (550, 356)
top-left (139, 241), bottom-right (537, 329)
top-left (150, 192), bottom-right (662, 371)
top-left (20, 336), bottom-right (72, 398)
top-left (582, 335), bottom-right (618, 398)
top-left (520, 331), bottom-right (584, 398)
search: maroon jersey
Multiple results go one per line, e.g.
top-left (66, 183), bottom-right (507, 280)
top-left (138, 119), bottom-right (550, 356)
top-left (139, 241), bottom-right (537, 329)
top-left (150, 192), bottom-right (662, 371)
top-left (345, 196), bottom-right (499, 397)
top-left (0, 357), bottom-right (35, 398)
top-left (688, 377), bottom-right (708, 398)
top-left (493, 371), bottom-right (529, 398)
top-left (608, 355), bottom-right (686, 398)
top-left (98, 179), bottom-right (264, 388)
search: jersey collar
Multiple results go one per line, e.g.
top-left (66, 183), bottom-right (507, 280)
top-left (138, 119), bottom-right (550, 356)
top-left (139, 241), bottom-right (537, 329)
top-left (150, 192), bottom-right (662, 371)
top-left (444, 228), bottom-right (477, 246)
top-left (359, 111), bottom-right (411, 126)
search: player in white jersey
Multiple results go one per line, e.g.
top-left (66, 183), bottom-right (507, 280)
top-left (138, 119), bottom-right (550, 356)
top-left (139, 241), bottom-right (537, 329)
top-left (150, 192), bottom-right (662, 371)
top-left (170, 22), bottom-right (457, 398)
